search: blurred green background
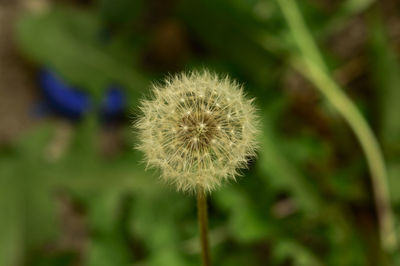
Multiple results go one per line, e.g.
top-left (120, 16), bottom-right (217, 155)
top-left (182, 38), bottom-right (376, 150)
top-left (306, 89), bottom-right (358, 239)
top-left (1, 0), bottom-right (400, 265)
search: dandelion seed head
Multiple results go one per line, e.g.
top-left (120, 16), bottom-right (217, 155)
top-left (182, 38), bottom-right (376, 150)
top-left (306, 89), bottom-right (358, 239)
top-left (136, 70), bottom-right (259, 193)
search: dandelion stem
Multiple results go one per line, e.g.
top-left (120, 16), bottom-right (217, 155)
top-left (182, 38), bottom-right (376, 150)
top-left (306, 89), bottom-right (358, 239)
top-left (276, 0), bottom-right (397, 253)
top-left (197, 186), bottom-right (211, 266)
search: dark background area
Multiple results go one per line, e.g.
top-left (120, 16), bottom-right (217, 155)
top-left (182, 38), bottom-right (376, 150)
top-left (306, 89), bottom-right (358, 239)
top-left (1, 0), bottom-right (400, 265)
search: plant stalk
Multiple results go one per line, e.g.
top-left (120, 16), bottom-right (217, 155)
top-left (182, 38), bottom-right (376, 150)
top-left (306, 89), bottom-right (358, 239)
top-left (197, 187), bottom-right (211, 266)
top-left (276, 0), bottom-right (398, 253)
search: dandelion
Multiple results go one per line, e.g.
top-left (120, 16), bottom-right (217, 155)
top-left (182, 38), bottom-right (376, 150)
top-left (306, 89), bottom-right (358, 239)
top-left (136, 70), bottom-right (258, 192)
top-left (135, 70), bottom-right (259, 265)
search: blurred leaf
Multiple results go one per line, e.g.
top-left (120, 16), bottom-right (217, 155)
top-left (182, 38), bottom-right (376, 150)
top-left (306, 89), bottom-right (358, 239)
top-left (368, 12), bottom-right (400, 153)
top-left (16, 8), bottom-right (147, 102)
top-left (273, 239), bottom-right (322, 266)
top-left (86, 237), bottom-right (131, 266)
top-left (129, 191), bottom-right (192, 266)
top-left (87, 236), bottom-right (132, 266)
top-left (257, 110), bottom-right (320, 213)
top-left (367, 12), bottom-right (400, 210)
top-left (0, 124), bottom-right (59, 266)
top-left (388, 164), bottom-right (400, 204)
top-left (281, 134), bottom-right (328, 165)
top-left (214, 186), bottom-right (270, 243)
top-left (0, 159), bottom-right (24, 266)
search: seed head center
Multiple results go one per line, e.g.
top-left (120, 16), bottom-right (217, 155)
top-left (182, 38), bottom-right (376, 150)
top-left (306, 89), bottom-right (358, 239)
top-left (178, 112), bottom-right (218, 151)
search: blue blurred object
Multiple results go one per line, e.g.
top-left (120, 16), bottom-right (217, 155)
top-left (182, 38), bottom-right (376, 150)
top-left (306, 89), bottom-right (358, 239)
top-left (101, 86), bottom-right (126, 118)
top-left (40, 69), bottom-right (91, 119)
top-left (39, 69), bottom-right (126, 120)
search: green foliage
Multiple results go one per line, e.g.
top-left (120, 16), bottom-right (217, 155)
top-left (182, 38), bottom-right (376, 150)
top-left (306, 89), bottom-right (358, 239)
top-left (367, 11), bottom-right (400, 216)
top-left (1, 0), bottom-right (399, 265)
top-left (16, 8), bottom-right (147, 101)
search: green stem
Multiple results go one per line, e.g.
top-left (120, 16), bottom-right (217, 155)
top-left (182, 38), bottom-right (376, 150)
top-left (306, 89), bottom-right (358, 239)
top-left (197, 187), bottom-right (211, 266)
top-left (276, 0), bottom-right (397, 253)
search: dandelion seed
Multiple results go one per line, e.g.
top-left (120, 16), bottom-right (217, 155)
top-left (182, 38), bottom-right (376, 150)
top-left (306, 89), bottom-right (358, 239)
top-left (135, 70), bottom-right (259, 193)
